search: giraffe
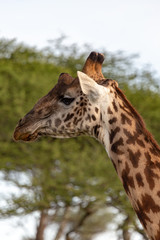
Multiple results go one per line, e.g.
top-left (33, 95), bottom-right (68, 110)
top-left (13, 52), bottom-right (160, 240)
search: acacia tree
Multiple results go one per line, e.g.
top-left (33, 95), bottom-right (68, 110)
top-left (0, 38), bottom-right (160, 240)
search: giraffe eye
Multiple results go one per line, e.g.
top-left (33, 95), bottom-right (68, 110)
top-left (60, 97), bottom-right (75, 105)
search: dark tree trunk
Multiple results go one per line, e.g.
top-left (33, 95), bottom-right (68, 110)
top-left (35, 210), bottom-right (49, 240)
top-left (54, 206), bottom-right (69, 240)
top-left (123, 229), bottom-right (131, 240)
top-left (122, 216), bottom-right (131, 240)
top-left (134, 223), bottom-right (148, 240)
top-left (66, 205), bottom-right (94, 240)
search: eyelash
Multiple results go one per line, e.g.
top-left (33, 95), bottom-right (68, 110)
top-left (60, 97), bottom-right (75, 105)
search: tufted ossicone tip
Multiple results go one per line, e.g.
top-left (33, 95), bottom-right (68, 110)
top-left (82, 52), bottom-right (105, 81)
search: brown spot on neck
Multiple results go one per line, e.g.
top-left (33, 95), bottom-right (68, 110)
top-left (111, 137), bottom-right (124, 155)
top-left (144, 151), bottom-right (159, 190)
top-left (121, 162), bottom-right (135, 195)
top-left (109, 127), bottom-right (120, 144)
top-left (127, 148), bottom-right (141, 168)
top-left (112, 100), bottom-right (118, 112)
top-left (115, 86), bottom-right (160, 154)
top-left (136, 173), bottom-right (144, 187)
top-left (108, 107), bottom-right (113, 114)
top-left (121, 113), bottom-right (132, 126)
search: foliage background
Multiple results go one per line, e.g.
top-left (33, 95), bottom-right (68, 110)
top-left (0, 37), bottom-right (160, 240)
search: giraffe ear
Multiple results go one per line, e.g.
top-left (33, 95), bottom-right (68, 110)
top-left (77, 71), bottom-right (100, 102)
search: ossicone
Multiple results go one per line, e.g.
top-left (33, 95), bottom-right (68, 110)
top-left (58, 73), bottom-right (74, 85)
top-left (82, 52), bottom-right (105, 81)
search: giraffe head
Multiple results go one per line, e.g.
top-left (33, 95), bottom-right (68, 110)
top-left (13, 52), bottom-right (117, 142)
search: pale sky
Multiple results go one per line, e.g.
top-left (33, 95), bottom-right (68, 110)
top-left (0, 1), bottom-right (160, 239)
top-left (0, 0), bottom-right (160, 76)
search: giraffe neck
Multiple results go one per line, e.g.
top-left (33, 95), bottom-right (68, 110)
top-left (96, 88), bottom-right (160, 240)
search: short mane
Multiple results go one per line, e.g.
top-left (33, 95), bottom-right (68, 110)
top-left (115, 86), bottom-right (160, 154)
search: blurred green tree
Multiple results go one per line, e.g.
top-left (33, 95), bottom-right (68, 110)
top-left (0, 37), bottom-right (159, 240)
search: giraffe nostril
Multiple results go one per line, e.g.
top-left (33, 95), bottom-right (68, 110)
top-left (18, 118), bottom-right (23, 125)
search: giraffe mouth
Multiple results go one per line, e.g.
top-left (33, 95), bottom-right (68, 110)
top-left (13, 126), bottom-right (52, 142)
top-left (13, 128), bottom-right (40, 142)
top-left (13, 126), bottom-right (86, 142)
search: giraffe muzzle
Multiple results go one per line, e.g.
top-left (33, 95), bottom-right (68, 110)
top-left (13, 127), bottom-right (39, 142)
